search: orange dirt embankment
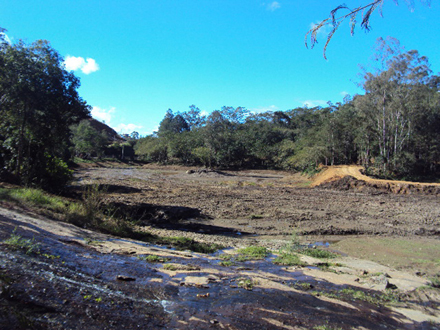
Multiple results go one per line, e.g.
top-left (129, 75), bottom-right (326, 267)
top-left (311, 165), bottom-right (440, 194)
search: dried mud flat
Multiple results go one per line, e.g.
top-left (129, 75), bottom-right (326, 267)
top-left (75, 164), bottom-right (440, 244)
top-left (1, 163), bottom-right (439, 329)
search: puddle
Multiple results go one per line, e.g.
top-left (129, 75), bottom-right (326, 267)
top-left (310, 241), bottom-right (331, 248)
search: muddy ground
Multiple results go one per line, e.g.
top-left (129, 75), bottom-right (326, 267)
top-left (1, 163), bottom-right (439, 329)
top-left (75, 163), bottom-right (439, 246)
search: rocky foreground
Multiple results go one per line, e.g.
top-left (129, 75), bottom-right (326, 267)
top-left (1, 206), bottom-right (439, 330)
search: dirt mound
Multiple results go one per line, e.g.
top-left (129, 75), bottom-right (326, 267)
top-left (313, 166), bottom-right (440, 195)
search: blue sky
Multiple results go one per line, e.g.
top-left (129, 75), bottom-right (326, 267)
top-left (1, 0), bottom-right (439, 136)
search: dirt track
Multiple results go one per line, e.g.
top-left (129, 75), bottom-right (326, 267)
top-left (313, 165), bottom-right (440, 194)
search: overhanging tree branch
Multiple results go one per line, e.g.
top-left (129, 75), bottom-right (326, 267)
top-left (306, 0), bottom-right (430, 59)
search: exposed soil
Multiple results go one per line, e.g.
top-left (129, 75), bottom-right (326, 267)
top-left (74, 163), bottom-right (440, 245)
top-left (0, 163), bottom-right (439, 329)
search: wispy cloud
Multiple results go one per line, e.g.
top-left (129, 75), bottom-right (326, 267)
top-left (340, 91), bottom-right (349, 97)
top-left (309, 21), bottom-right (332, 38)
top-left (0, 32), bottom-right (12, 44)
top-left (91, 106), bottom-right (115, 124)
top-left (266, 1), bottom-right (281, 11)
top-left (114, 123), bottom-right (144, 134)
top-left (251, 105), bottom-right (279, 113)
top-left (302, 100), bottom-right (327, 108)
top-left (64, 55), bottom-right (99, 74)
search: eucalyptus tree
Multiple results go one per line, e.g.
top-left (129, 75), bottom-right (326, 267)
top-left (182, 105), bottom-right (206, 131)
top-left (354, 38), bottom-right (434, 175)
top-left (0, 39), bottom-right (89, 190)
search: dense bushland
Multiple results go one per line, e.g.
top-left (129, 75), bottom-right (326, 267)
top-left (135, 39), bottom-right (440, 179)
top-left (0, 35), bottom-right (90, 191)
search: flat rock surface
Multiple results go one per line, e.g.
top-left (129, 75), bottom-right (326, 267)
top-left (1, 206), bottom-right (439, 329)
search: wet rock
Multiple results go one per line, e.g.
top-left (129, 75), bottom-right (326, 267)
top-left (385, 282), bottom-right (398, 290)
top-left (116, 275), bottom-right (136, 281)
top-left (196, 293), bottom-right (210, 298)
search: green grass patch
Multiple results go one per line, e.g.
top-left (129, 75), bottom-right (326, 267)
top-left (235, 246), bottom-right (269, 261)
top-left (273, 252), bottom-right (305, 266)
top-left (0, 187), bottom-right (66, 212)
top-left (299, 248), bottom-right (337, 259)
top-left (159, 236), bottom-right (223, 254)
top-left (0, 186), bottom-right (223, 254)
top-left (137, 254), bottom-right (170, 263)
top-left (313, 288), bottom-right (400, 306)
top-left (3, 230), bottom-right (40, 255)
top-left (163, 264), bottom-right (178, 271)
top-left (429, 275), bottom-right (440, 288)
top-left (316, 262), bottom-right (343, 272)
top-left (219, 260), bottom-right (234, 267)
top-left (237, 277), bottom-right (255, 290)
top-left (218, 254), bottom-right (233, 260)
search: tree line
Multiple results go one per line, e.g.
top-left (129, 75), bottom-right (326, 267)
top-left (0, 35), bottom-right (90, 191)
top-left (1, 34), bottom-right (438, 192)
top-left (135, 38), bottom-right (440, 180)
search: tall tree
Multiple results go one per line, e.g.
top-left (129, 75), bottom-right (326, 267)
top-left (355, 38), bottom-right (433, 175)
top-left (158, 109), bottom-right (190, 137)
top-left (0, 39), bottom-right (89, 190)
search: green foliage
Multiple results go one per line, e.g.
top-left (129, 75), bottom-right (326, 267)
top-left (70, 120), bottom-right (108, 159)
top-left (191, 146), bottom-right (214, 168)
top-left (237, 277), bottom-right (255, 290)
top-left (163, 264), bottom-right (178, 271)
top-left (137, 254), bottom-right (170, 263)
top-left (429, 276), bottom-right (440, 289)
top-left (273, 252), bottom-right (304, 266)
top-left (3, 230), bottom-right (40, 255)
top-left (0, 39), bottom-right (89, 190)
top-left (0, 187), bottom-right (66, 211)
top-left (313, 288), bottom-right (400, 306)
top-left (42, 153), bottom-right (73, 192)
top-left (299, 248), bottom-right (337, 259)
top-left (134, 136), bottom-right (168, 163)
top-left (235, 246), bottom-right (269, 261)
top-left (160, 236), bottom-right (223, 253)
top-left (129, 40), bottom-right (440, 180)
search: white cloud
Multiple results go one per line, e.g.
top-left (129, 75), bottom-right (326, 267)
top-left (1, 32), bottom-right (11, 44)
top-left (64, 55), bottom-right (99, 74)
top-left (309, 21), bottom-right (332, 38)
top-left (91, 106), bottom-right (115, 124)
top-left (114, 123), bottom-right (144, 135)
top-left (250, 105), bottom-right (279, 113)
top-left (82, 58), bottom-right (99, 74)
top-left (340, 91), bottom-right (349, 97)
top-left (266, 1), bottom-right (281, 11)
top-left (303, 100), bottom-right (327, 108)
